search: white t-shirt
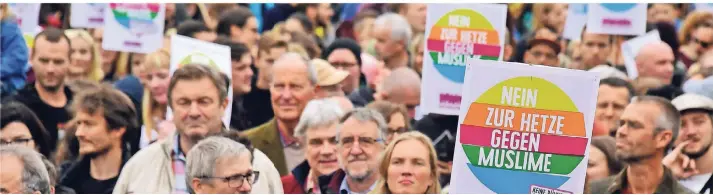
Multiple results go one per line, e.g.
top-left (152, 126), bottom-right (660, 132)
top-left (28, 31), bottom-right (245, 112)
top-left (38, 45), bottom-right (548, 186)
top-left (679, 173), bottom-right (712, 194)
top-left (139, 125), bottom-right (159, 149)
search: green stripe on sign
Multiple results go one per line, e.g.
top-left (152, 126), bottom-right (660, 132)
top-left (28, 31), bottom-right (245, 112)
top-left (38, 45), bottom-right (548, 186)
top-left (479, 55), bottom-right (499, 61)
top-left (462, 145), bottom-right (583, 175)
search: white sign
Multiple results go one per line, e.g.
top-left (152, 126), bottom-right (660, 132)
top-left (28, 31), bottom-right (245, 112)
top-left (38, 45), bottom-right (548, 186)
top-left (7, 3), bottom-right (41, 33)
top-left (420, 3), bottom-right (507, 116)
top-left (450, 60), bottom-right (598, 194)
top-left (70, 3), bottom-right (106, 28)
top-left (562, 4), bottom-right (588, 41)
top-left (695, 3), bottom-right (713, 13)
top-left (587, 3), bottom-right (647, 36)
top-left (167, 35), bottom-right (233, 127)
top-left (102, 3), bottom-right (165, 53)
top-left (621, 30), bottom-right (661, 79)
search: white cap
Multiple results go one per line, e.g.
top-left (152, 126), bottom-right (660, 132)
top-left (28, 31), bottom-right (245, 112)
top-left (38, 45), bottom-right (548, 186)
top-left (671, 93), bottom-right (713, 112)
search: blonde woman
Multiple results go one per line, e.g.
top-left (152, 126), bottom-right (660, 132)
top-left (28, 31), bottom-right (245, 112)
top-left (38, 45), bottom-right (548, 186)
top-left (409, 33), bottom-right (425, 75)
top-left (371, 131), bottom-right (441, 194)
top-left (64, 29), bottom-right (104, 82)
top-left (678, 11), bottom-right (713, 67)
top-left (139, 49), bottom-right (172, 148)
top-left (90, 28), bottom-right (129, 81)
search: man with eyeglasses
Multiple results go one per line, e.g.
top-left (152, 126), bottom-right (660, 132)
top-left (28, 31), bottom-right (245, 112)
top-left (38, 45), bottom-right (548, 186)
top-left (318, 107), bottom-right (387, 194)
top-left (524, 38), bottom-right (561, 67)
top-left (324, 38), bottom-right (364, 95)
top-left (186, 136), bottom-right (257, 194)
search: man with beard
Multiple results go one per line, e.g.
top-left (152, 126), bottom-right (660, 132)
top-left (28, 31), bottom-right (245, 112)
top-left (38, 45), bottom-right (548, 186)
top-left (58, 85), bottom-right (138, 194)
top-left (666, 94), bottom-right (713, 194)
top-left (113, 64), bottom-right (230, 193)
top-left (589, 96), bottom-right (693, 194)
top-left (318, 108), bottom-right (387, 194)
top-left (4, 27), bottom-right (73, 153)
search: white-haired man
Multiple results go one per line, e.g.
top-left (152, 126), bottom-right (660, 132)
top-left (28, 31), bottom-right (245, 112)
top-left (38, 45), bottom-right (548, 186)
top-left (373, 13), bottom-right (413, 69)
top-left (0, 145), bottom-right (51, 194)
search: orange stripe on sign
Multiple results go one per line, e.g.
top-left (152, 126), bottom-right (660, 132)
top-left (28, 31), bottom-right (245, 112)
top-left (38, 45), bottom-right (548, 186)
top-left (428, 26), bottom-right (500, 45)
top-left (462, 103), bottom-right (586, 137)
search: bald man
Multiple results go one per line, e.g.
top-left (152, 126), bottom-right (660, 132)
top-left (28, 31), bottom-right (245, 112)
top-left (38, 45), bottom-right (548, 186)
top-left (243, 52), bottom-right (317, 176)
top-left (329, 96), bottom-right (354, 112)
top-left (636, 41), bottom-right (675, 85)
top-left (375, 67), bottom-right (421, 118)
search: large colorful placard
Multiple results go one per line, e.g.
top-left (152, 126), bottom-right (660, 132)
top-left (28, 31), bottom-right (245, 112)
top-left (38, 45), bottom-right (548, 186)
top-left (622, 30), bottom-right (661, 79)
top-left (102, 3), bottom-right (165, 53)
top-left (586, 3), bottom-right (647, 36)
top-left (562, 4), bottom-right (587, 41)
top-left (450, 60), bottom-right (599, 194)
top-left (70, 3), bottom-right (106, 28)
top-left (421, 4), bottom-right (507, 116)
top-left (167, 35), bottom-right (233, 127)
top-left (7, 3), bottom-right (41, 33)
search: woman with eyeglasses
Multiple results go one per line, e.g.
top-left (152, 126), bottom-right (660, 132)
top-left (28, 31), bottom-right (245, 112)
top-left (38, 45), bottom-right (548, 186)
top-left (366, 101), bottom-right (411, 144)
top-left (0, 101), bottom-right (53, 158)
top-left (678, 11), bottom-right (713, 68)
top-left (370, 131), bottom-right (441, 194)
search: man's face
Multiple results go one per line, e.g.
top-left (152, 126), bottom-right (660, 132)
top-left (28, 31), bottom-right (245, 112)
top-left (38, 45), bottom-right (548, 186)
top-left (232, 54), bottom-right (254, 95)
top-left (615, 102), bottom-right (671, 162)
top-left (74, 110), bottom-right (123, 157)
top-left (403, 4), bottom-right (427, 33)
top-left (194, 31), bottom-right (218, 42)
top-left (678, 111), bottom-right (713, 158)
top-left (384, 87), bottom-right (421, 118)
top-left (236, 17), bottom-right (260, 47)
top-left (305, 123), bottom-right (340, 176)
top-left (524, 44), bottom-right (559, 67)
top-left (337, 118), bottom-right (384, 181)
top-left (595, 85), bottom-right (631, 133)
top-left (647, 4), bottom-right (678, 25)
top-left (637, 47), bottom-right (675, 85)
top-left (374, 27), bottom-right (403, 61)
top-left (270, 62), bottom-right (316, 122)
top-left (317, 3), bottom-right (334, 25)
top-left (194, 153), bottom-right (253, 194)
top-left (691, 27), bottom-right (713, 55)
top-left (579, 33), bottom-right (612, 69)
top-left (0, 155), bottom-right (27, 194)
top-left (327, 49), bottom-right (360, 93)
top-left (257, 47), bottom-right (287, 83)
top-left (171, 77), bottom-right (227, 142)
top-left (32, 36), bottom-right (70, 92)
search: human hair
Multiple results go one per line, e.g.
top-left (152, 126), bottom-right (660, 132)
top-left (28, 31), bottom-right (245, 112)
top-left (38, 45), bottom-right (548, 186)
top-left (140, 49), bottom-right (171, 139)
top-left (373, 13), bottom-right (413, 46)
top-left (64, 29), bottom-right (104, 82)
top-left (167, 63), bottom-right (228, 109)
top-left (631, 96), bottom-right (681, 149)
top-left (590, 136), bottom-right (624, 176)
top-left (294, 99), bottom-right (345, 138)
top-left (599, 77), bottom-right (635, 101)
top-left (371, 131), bottom-right (441, 194)
top-left (0, 101), bottom-right (53, 158)
top-left (272, 52), bottom-right (319, 85)
top-left (32, 27), bottom-right (72, 59)
top-left (580, 26), bottom-right (614, 45)
top-left (323, 38), bottom-right (363, 66)
top-left (70, 84), bottom-right (139, 145)
top-left (177, 20), bottom-right (212, 38)
top-left (337, 107), bottom-right (388, 142)
top-left (220, 131), bottom-right (255, 162)
top-left (216, 6), bottom-right (254, 37)
top-left (214, 38), bottom-right (250, 63)
top-left (289, 31), bottom-right (322, 59)
top-left (257, 32), bottom-right (288, 58)
top-left (0, 145), bottom-right (51, 194)
top-left (380, 67), bottom-right (421, 96)
top-left (39, 155), bottom-right (57, 186)
top-left (366, 101), bottom-right (411, 130)
top-left (185, 136), bottom-right (250, 193)
top-left (532, 3), bottom-right (566, 31)
top-left (289, 12), bottom-right (314, 33)
top-left (678, 11), bottom-right (713, 43)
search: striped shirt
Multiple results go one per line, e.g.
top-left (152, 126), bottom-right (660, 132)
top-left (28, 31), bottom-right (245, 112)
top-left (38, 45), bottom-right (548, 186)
top-left (171, 135), bottom-right (188, 194)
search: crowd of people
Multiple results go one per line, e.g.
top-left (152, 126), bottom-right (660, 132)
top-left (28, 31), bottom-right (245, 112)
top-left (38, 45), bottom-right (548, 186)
top-left (0, 2), bottom-right (712, 194)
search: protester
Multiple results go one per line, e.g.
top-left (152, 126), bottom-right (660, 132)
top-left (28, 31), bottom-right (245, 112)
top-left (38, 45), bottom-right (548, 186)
top-left (523, 38), bottom-right (561, 67)
top-left (394, 4), bottom-right (427, 34)
top-left (315, 3), bottom-right (336, 47)
top-left (242, 34), bottom-right (289, 130)
top-left (243, 52), bottom-right (317, 176)
top-left (312, 58), bottom-right (349, 98)
top-left (221, 131), bottom-right (284, 194)
top-left (678, 11), bottom-right (713, 67)
top-left (374, 67), bottom-right (421, 118)
top-left (647, 4), bottom-right (681, 26)
top-left (667, 93), bottom-right (713, 194)
top-left (113, 64), bottom-right (229, 193)
top-left (177, 20), bottom-right (218, 42)
top-left (533, 3), bottom-right (567, 34)
top-left (578, 29), bottom-right (614, 71)
top-left (4, 27), bottom-right (74, 153)
top-left (589, 96), bottom-right (693, 193)
top-left (41, 154), bottom-right (75, 194)
top-left (186, 136), bottom-right (256, 194)
top-left (0, 145), bottom-right (51, 194)
top-left (281, 98), bottom-right (344, 194)
top-left (595, 77), bottom-right (636, 136)
top-left (373, 13), bottom-right (413, 69)
top-left (217, 6), bottom-right (260, 56)
top-left (683, 50), bottom-right (713, 100)
top-left (212, 38), bottom-right (255, 131)
top-left (58, 84), bottom-right (138, 194)
top-left (324, 38), bottom-right (364, 94)
top-left (0, 101), bottom-right (53, 158)
top-left (1, 3), bottom-right (29, 98)
top-left (371, 131), bottom-right (441, 194)
top-left (366, 101), bottom-right (410, 144)
top-left (586, 136), bottom-right (624, 183)
top-left (636, 41), bottom-right (676, 85)
top-left (90, 28), bottom-right (129, 82)
top-left (64, 29), bottom-right (104, 82)
top-left (409, 33), bottom-right (425, 75)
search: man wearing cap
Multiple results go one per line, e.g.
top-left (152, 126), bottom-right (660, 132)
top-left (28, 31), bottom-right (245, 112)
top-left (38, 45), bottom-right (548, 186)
top-left (666, 93), bottom-right (713, 194)
top-left (523, 38), bottom-right (561, 67)
top-left (324, 38), bottom-right (364, 95)
top-left (311, 59), bottom-right (349, 98)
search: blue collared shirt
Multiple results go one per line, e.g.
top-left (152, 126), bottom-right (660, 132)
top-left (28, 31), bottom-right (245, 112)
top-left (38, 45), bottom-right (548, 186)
top-left (339, 177), bottom-right (377, 194)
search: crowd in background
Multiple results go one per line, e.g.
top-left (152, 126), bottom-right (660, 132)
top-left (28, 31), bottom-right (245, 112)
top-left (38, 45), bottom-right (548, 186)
top-left (0, 3), bottom-right (712, 194)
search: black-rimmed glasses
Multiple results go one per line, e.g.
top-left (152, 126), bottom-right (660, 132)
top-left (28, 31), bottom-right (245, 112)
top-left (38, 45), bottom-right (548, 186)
top-left (198, 171), bottom-right (260, 188)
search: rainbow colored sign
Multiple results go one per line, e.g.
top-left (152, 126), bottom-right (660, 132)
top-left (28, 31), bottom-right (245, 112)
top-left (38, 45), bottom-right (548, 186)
top-left (109, 3), bottom-right (161, 36)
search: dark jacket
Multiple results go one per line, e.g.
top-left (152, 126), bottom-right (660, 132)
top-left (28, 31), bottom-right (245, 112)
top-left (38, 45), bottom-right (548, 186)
top-left (588, 166), bottom-right (694, 194)
top-left (58, 145), bottom-right (132, 194)
top-left (114, 75), bottom-right (144, 154)
top-left (261, 4), bottom-right (297, 32)
top-left (317, 169), bottom-right (347, 194)
top-left (242, 119), bottom-right (289, 176)
top-left (347, 87), bottom-right (375, 107)
top-left (281, 161), bottom-right (312, 194)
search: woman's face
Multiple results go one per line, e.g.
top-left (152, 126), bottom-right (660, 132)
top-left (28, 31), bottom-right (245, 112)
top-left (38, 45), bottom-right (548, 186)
top-left (69, 37), bottom-right (93, 76)
top-left (317, 3), bottom-right (334, 25)
top-left (145, 68), bottom-right (171, 105)
top-left (691, 27), bottom-right (713, 55)
top-left (586, 146), bottom-right (611, 182)
top-left (545, 4), bottom-right (568, 33)
top-left (386, 139), bottom-right (433, 194)
top-left (130, 53), bottom-right (147, 82)
top-left (414, 42), bottom-right (425, 74)
top-left (92, 28), bottom-right (117, 67)
top-left (0, 122), bottom-right (37, 151)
